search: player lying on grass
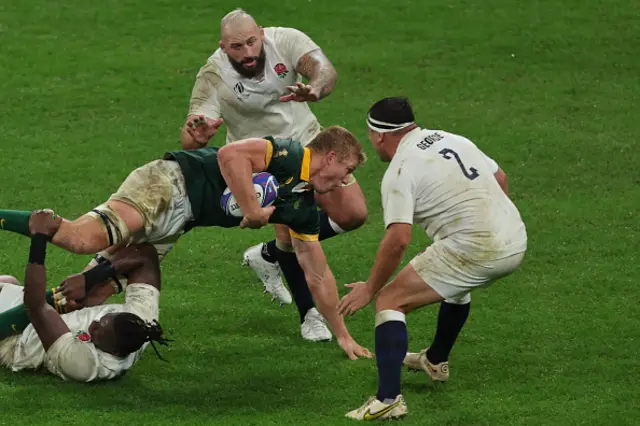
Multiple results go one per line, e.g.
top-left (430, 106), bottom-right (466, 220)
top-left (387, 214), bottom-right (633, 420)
top-left (0, 211), bottom-right (169, 382)
top-left (0, 126), bottom-right (372, 360)
top-left (182, 8), bottom-right (368, 343)
top-left (339, 98), bottom-right (527, 420)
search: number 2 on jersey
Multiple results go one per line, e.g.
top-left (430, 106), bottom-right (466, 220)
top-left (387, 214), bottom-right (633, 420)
top-left (439, 148), bottom-right (479, 180)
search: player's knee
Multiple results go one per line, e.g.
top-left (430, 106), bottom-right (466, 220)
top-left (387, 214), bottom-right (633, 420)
top-left (87, 203), bottom-right (132, 247)
top-left (330, 202), bottom-right (368, 231)
top-left (346, 203), bottom-right (368, 230)
top-left (0, 275), bottom-right (20, 285)
top-left (274, 225), bottom-right (293, 247)
top-left (375, 285), bottom-right (402, 313)
top-left (56, 204), bottom-right (132, 255)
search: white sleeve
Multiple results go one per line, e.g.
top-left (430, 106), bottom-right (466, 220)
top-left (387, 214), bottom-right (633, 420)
top-left (45, 332), bottom-right (99, 382)
top-left (483, 153), bottom-right (500, 174)
top-left (381, 165), bottom-right (415, 228)
top-left (188, 62), bottom-right (222, 119)
top-left (273, 27), bottom-right (321, 67)
top-left (124, 283), bottom-right (160, 323)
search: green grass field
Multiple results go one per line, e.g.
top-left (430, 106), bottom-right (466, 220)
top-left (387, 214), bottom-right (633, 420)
top-left (1, 0), bottom-right (639, 424)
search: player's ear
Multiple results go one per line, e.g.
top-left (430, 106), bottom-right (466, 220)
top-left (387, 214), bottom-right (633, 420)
top-left (259, 26), bottom-right (264, 39)
top-left (326, 151), bottom-right (337, 165)
top-left (219, 40), bottom-right (225, 52)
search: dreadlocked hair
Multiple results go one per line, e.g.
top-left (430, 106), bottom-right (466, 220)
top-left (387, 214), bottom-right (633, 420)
top-left (112, 313), bottom-right (173, 362)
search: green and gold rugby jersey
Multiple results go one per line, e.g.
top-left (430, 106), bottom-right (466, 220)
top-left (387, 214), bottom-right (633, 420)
top-left (164, 137), bottom-right (319, 241)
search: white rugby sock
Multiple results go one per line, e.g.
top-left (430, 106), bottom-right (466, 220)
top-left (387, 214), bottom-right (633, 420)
top-left (328, 217), bottom-right (346, 235)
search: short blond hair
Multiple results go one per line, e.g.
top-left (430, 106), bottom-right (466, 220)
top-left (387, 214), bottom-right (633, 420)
top-left (307, 126), bottom-right (367, 167)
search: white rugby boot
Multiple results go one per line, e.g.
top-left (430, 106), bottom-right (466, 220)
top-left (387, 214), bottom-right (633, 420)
top-left (403, 348), bottom-right (450, 382)
top-left (301, 308), bottom-right (332, 342)
top-left (242, 243), bottom-right (292, 306)
top-left (345, 394), bottom-right (408, 421)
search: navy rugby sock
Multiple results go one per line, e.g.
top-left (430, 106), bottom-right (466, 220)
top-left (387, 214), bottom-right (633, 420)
top-left (375, 310), bottom-right (408, 402)
top-left (426, 301), bottom-right (470, 364)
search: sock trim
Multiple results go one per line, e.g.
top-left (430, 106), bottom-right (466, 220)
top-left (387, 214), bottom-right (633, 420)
top-left (275, 239), bottom-right (294, 252)
top-left (328, 217), bottom-right (346, 234)
top-left (375, 310), bottom-right (406, 327)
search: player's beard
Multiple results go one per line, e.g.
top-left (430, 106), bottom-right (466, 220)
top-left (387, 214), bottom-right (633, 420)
top-left (228, 47), bottom-right (267, 79)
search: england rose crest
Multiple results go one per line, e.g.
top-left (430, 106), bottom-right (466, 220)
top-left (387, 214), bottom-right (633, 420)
top-left (77, 332), bottom-right (91, 342)
top-left (274, 63), bottom-right (289, 79)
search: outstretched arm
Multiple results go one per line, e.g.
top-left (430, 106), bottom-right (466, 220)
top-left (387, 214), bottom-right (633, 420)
top-left (180, 65), bottom-right (224, 149)
top-left (24, 211), bottom-right (71, 350)
top-left (297, 49), bottom-right (337, 99)
top-left (280, 49), bottom-right (338, 103)
top-left (291, 237), bottom-right (372, 360)
top-left (338, 223), bottom-right (412, 316)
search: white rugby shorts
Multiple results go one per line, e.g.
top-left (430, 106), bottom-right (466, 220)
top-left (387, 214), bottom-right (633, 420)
top-left (410, 240), bottom-right (525, 304)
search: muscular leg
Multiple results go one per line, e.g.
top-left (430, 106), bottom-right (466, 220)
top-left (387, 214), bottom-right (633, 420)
top-left (0, 200), bottom-right (143, 256)
top-left (272, 225), bottom-right (315, 323)
top-left (262, 224), bottom-right (330, 341)
top-left (426, 297), bottom-right (471, 364)
top-left (373, 265), bottom-right (443, 402)
top-left (51, 200), bottom-right (144, 255)
top-left (314, 177), bottom-right (368, 234)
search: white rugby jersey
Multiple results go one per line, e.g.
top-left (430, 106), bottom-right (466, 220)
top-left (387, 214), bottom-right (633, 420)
top-left (11, 284), bottom-right (159, 382)
top-left (189, 27), bottom-right (322, 145)
top-left (381, 127), bottom-right (527, 258)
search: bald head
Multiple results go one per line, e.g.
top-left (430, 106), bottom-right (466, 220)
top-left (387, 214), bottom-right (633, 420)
top-left (220, 8), bottom-right (258, 40)
top-left (219, 8), bottom-right (266, 78)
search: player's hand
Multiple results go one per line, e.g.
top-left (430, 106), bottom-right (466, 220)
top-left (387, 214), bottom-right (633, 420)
top-left (338, 335), bottom-right (373, 361)
top-left (29, 209), bottom-right (62, 237)
top-left (58, 273), bottom-right (86, 301)
top-left (279, 82), bottom-right (321, 102)
top-left (185, 115), bottom-right (224, 146)
top-left (338, 281), bottom-right (375, 316)
top-left (239, 206), bottom-right (275, 229)
top-left (50, 286), bottom-right (84, 312)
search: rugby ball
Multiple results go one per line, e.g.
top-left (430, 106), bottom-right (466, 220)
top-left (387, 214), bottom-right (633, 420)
top-left (221, 172), bottom-right (279, 218)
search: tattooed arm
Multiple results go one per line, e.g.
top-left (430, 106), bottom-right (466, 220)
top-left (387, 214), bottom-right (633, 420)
top-left (280, 49), bottom-right (338, 103)
top-left (297, 49), bottom-right (337, 99)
